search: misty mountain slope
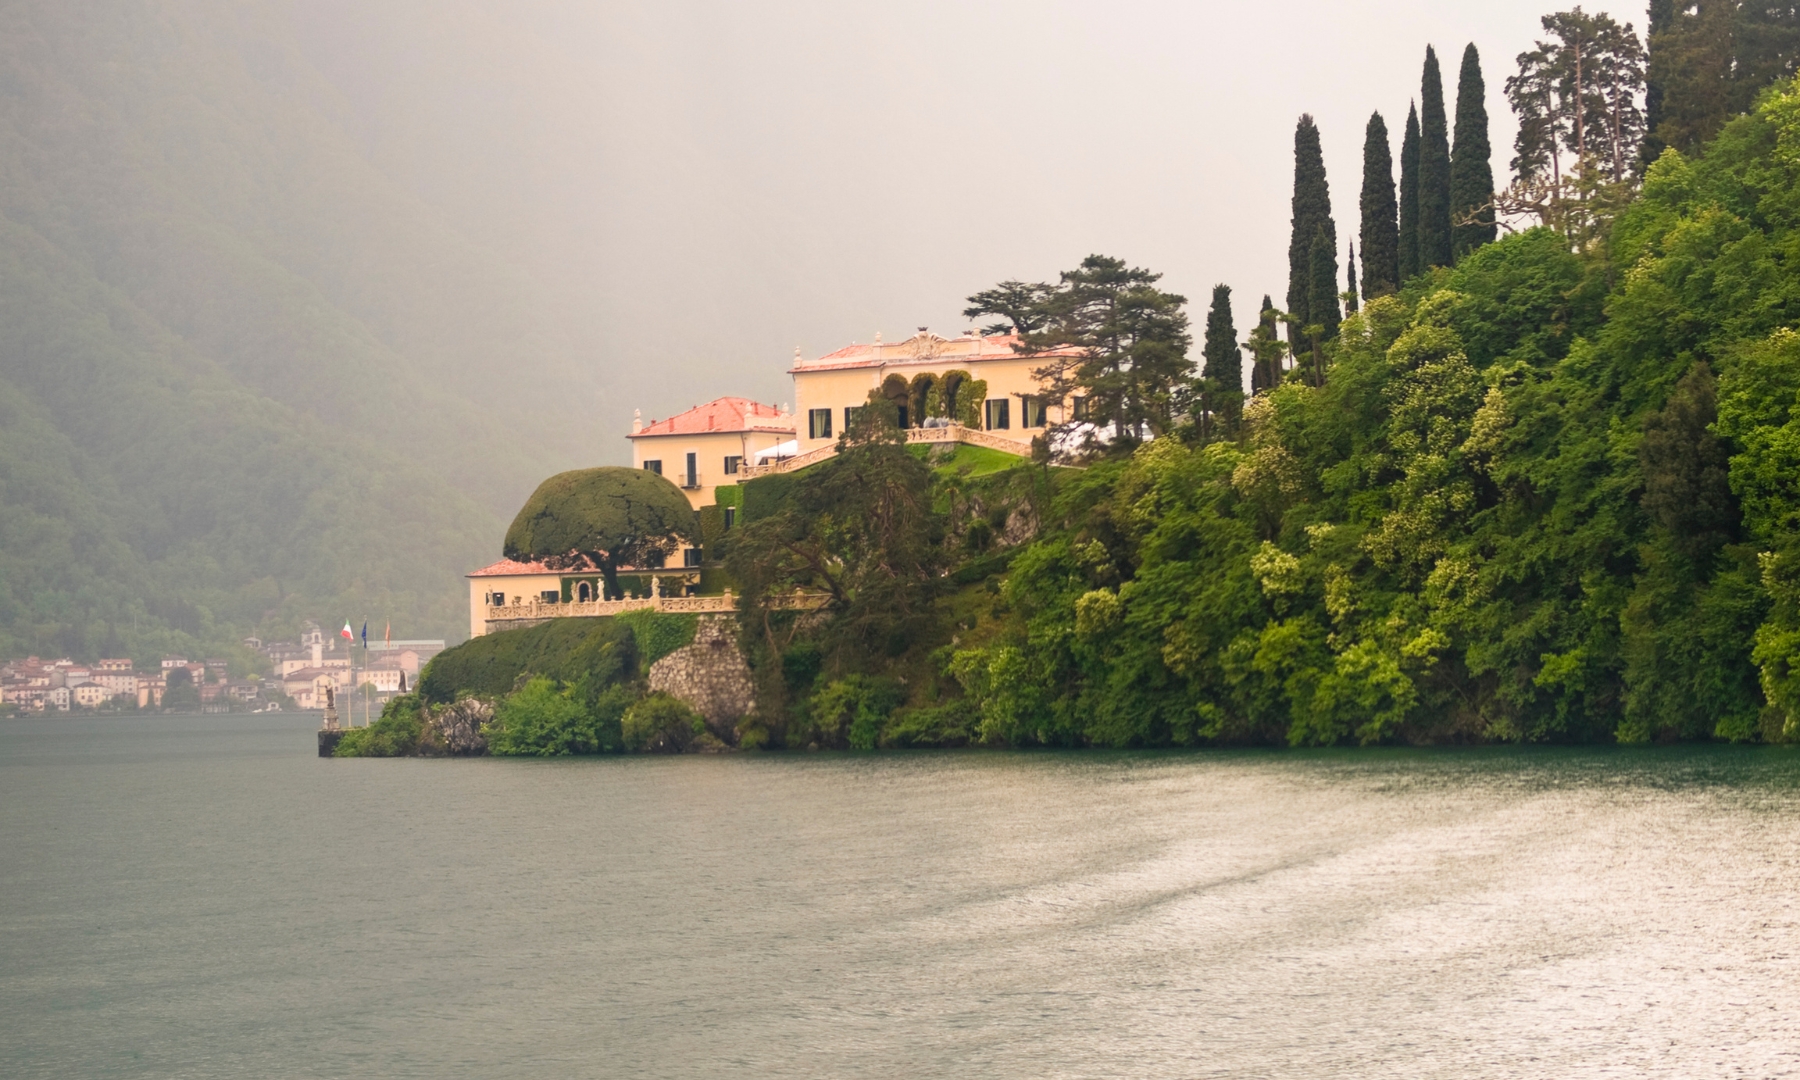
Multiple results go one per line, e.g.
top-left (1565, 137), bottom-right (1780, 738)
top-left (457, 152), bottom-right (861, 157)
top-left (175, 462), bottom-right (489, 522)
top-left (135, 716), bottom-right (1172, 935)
top-left (0, 0), bottom-right (603, 509)
top-left (0, 208), bottom-right (494, 657)
top-left (0, 0), bottom-right (612, 655)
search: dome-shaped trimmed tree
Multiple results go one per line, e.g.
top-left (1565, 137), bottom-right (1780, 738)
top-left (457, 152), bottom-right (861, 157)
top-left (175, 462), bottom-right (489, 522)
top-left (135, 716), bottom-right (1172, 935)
top-left (504, 467), bottom-right (696, 600)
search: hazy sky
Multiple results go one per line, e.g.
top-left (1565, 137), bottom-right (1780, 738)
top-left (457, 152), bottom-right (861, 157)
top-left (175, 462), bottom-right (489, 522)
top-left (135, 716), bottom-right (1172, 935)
top-left (289, 0), bottom-right (1624, 458)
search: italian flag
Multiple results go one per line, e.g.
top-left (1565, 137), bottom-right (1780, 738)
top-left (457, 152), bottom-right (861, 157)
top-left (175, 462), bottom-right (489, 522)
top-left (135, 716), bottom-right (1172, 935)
top-left (341, 621), bottom-right (354, 641)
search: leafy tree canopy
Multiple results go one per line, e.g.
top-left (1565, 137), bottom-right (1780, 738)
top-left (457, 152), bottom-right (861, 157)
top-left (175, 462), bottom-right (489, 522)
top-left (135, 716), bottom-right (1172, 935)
top-left (504, 467), bottom-right (695, 598)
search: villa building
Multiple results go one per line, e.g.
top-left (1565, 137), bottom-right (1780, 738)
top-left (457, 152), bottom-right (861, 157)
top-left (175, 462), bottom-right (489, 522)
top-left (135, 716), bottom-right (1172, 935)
top-left (462, 328), bottom-right (1072, 639)
top-left (628, 397), bottom-right (795, 509)
top-left (789, 329), bottom-right (1082, 455)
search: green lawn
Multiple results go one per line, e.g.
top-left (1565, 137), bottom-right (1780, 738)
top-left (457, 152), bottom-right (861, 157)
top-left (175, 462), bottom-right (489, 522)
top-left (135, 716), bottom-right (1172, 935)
top-left (910, 443), bottom-right (1026, 478)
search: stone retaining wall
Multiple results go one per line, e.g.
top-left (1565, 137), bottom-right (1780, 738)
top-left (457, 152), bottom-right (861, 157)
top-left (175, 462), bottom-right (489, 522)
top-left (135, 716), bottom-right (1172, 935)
top-left (647, 616), bottom-right (755, 737)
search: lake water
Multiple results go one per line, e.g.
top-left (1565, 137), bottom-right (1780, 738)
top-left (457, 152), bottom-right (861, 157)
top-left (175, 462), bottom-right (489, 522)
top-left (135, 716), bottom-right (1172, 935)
top-left (3, 714), bottom-right (1799, 1079)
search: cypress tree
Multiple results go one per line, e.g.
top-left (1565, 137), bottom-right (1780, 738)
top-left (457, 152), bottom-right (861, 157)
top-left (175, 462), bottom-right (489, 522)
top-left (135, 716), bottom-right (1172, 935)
top-left (1417, 46), bottom-right (1453, 269)
top-left (1201, 284), bottom-right (1241, 394)
top-left (1286, 115), bottom-right (1334, 354)
top-left (1641, 0), bottom-right (1676, 167)
top-left (1249, 295), bottom-right (1281, 395)
top-left (1450, 43), bottom-right (1496, 258)
top-left (1358, 111), bottom-right (1400, 299)
top-left (1399, 103), bottom-right (1421, 282)
top-left (1345, 244), bottom-right (1359, 314)
top-left (1200, 284), bottom-right (1243, 435)
top-left (1307, 226), bottom-right (1340, 344)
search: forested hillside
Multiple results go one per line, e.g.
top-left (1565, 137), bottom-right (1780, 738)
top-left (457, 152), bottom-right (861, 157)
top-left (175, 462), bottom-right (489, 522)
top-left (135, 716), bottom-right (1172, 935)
top-left (0, 1), bottom-right (603, 660)
top-left (715, 35), bottom-right (1800, 748)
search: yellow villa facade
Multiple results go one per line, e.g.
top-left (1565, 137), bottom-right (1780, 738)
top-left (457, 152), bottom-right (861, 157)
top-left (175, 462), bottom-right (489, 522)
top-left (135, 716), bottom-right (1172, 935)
top-left (789, 329), bottom-right (1081, 455)
top-left (627, 397), bottom-right (795, 509)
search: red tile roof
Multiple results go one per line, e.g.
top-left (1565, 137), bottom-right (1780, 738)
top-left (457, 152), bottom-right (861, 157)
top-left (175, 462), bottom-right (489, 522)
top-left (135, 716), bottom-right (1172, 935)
top-left (796, 331), bottom-right (1084, 373)
top-left (468, 555), bottom-right (679, 577)
top-left (467, 557), bottom-right (573, 578)
top-left (629, 397), bottom-right (794, 438)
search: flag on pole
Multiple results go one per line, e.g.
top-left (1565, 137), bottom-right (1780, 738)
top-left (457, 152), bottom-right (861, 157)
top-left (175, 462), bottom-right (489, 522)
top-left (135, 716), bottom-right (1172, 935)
top-left (384, 622), bottom-right (391, 648)
top-left (340, 621), bottom-right (354, 641)
top-left (360, 622), bottom-right (368, 649)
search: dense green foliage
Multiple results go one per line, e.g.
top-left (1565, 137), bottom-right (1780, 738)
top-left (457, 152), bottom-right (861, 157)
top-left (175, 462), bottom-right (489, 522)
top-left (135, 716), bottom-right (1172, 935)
top-left (0, 3), bottom-right (600, 661)
top-left (1417, 47), bottom-right (1455, 269)
top-left (621, 693), bottom-right (706, 753)
top-left (363, 609), bottom-right (701, 757)
top-left (1400, 105), bottom-right (1423, 282)
top-left (1451, 43), bottom-right (1498, 256)
top-left (1644, 0), bottom-right (1800, 163)
top-left (711, 74), bottom-right (1800, 749)
top-left (1360, 112), bottom-right (1401, 300)
top-left (333, 694), bottom-right (430, 758)
top-left (1286, 115), bottom-right (1336, 342)
top-left (417, 618), bottom-right (640, 703)
top-left (487, 677), bottom-right (634, 756)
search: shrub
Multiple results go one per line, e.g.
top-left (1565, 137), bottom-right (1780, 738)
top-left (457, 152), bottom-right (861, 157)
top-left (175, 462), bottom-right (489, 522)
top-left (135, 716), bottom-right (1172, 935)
top-left (334, 694), bottom-right (429, 757)
top-left (621, 692), bottom-right (705, 752)
top-left (805, 675), bottom-right (904, 750)
top-left (487, 677), bottom-right (633, 756)
top-left (880, 700), bottom-right (976, 748)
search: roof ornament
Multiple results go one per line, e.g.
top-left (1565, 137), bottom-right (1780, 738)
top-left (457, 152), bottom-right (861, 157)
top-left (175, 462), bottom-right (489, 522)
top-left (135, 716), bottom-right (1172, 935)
top-left (874, 331), bottom-right (882, 344)
top-left (632, 408), bottom-right (642, 433)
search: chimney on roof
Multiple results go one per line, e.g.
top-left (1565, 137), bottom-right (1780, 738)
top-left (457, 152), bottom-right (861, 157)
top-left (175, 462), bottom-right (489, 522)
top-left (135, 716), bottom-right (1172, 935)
top-left (874, 331), bottom-right (882, 344)
top-left (632, 409), bottom-right (642, 434)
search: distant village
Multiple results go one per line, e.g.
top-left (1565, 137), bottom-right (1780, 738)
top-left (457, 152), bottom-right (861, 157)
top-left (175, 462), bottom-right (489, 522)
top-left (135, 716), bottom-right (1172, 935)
top-left (0, 623), bottom-right (444, 715)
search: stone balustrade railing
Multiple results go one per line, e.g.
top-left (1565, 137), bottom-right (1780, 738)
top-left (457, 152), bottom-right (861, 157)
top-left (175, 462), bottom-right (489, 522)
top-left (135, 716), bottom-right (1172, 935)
top-left (738, 424), bottom-right (1027, 478)
top-left (483, 589), bottom-right (828, 627)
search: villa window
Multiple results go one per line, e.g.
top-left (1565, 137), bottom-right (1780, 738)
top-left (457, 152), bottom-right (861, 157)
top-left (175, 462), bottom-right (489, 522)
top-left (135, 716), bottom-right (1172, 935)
top-left (1022, 395), bottom-right (1047, 428)
top-left (724, 506), bottom-right (737, 529)
top-left (844, 405), bottom-right (863, 432)
top-left (1071, 396), bottom-right (1088, 421)
top-left (539, 590), bottom-right (559, 604)
top-left (577, 582), bottom-right (592, 602)
top-left (724, 455), bottom-right (742, 475)
top-left (684, 547), bottom-right (703, 567)
top-left (808, 408), bottom-right (833, 440)
top-left (984, 398), bottom-right (1010, 430)
top-left (684, 452), bottom-right (698, 488)
top-left (643, 459), bottom-right (662, 475)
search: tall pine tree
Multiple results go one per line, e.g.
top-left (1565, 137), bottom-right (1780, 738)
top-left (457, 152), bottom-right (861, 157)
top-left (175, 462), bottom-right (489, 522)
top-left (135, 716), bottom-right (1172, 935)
top-left (1286, 115), bottom-right (1334, 355)
top-left (1450, 42), bottom-right (1496, 258)
top-left (1418, 46), bottom-right (1454, 269)
top-left (1359, 111), bottom-right (1400, 299)
top-left (1399, 103), bottom-right (1422, 282)
top-left (1345, 244), bottom-right (1359, 314)
top-left (1199, 283), bottom-right (1242, 436)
